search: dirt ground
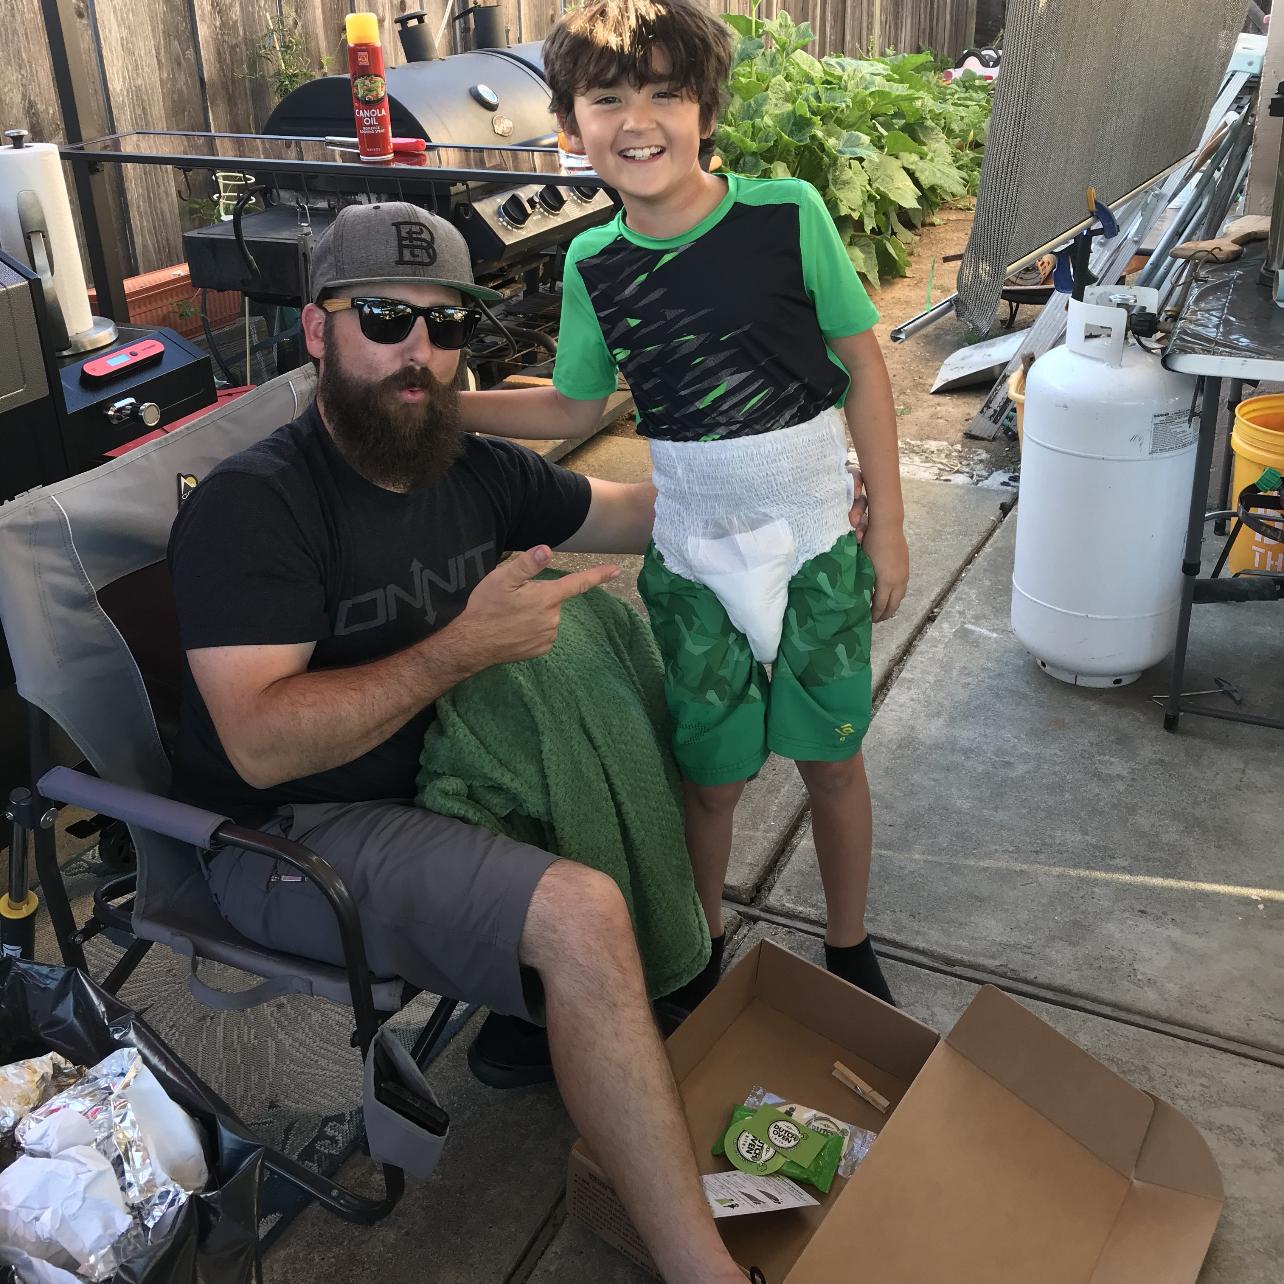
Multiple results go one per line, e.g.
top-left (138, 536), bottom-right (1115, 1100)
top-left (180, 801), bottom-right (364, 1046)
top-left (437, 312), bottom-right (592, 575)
top-left (871, 203), bottom-right (999, 441)
top-left (605, 201), bottom-right (1023, 484)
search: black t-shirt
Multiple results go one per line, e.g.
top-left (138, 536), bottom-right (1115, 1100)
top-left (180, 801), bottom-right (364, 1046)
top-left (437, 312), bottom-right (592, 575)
top-left (168, 404), bottom-right (591, 819)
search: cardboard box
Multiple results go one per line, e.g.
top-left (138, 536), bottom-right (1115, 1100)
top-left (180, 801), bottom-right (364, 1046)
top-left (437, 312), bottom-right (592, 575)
top-left (567, 941), bottom-right (1224, 1283)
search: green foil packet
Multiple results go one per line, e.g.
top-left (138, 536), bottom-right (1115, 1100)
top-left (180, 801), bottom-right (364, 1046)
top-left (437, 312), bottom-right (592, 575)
top-left (715, 1104), bottom-right (844, 1193)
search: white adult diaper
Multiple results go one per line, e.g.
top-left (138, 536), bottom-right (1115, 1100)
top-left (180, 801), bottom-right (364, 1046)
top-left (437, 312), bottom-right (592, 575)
top-left (687, 516), bottom-right (796, 663)
top-left (649, 407), bottom-right (853, 664)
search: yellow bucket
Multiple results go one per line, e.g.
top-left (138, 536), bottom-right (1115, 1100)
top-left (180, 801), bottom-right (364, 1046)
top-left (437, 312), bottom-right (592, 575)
top-left (1007, 366), bottom-right (1026, 448)
top-left (1227, 394), bottom-right (1284, 576)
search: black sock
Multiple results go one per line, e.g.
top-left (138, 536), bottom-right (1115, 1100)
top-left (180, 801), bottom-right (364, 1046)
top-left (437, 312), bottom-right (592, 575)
top-left (825, 937), bottom-right (895, 1007)
top-left (659, 932), bottom-right (725, 1014)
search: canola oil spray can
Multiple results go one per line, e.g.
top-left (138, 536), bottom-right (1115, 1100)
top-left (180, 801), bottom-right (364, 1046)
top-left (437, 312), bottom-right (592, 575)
top-left (346, 12), bottom-right (394, 161)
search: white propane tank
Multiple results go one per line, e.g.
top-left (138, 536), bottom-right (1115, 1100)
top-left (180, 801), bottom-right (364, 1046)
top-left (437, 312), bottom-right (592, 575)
top-left (1011, 286), bottom-right (1198, 687)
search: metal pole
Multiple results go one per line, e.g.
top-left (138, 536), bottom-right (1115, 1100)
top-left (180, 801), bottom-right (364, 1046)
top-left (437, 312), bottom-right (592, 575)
top-left (1216, 379), bottom-right (1245, 535)
top-left (1195, 114), bottom-right (1255, 241)
top-left (1135, 121), bottom-right (1244, 288)
top-left (1260, 81), bottom-right (1284, 291)
top-left (38, 0), bottom-right (131, 322)
top-left (1164, 376), bottom-right (1221, 733)
top-left (25, 711), bottom-right (87, 970)
top-left (1154, 144), bottom-right (1255, 310)
top-left (888, 297), bottom-right (956, 343)
top-left (2, 790), bottom-right (39, 960)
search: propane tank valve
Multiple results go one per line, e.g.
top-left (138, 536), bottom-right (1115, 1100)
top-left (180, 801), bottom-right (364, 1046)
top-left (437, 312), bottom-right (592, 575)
top-left (1129, 308), bottom-right (1159, 339)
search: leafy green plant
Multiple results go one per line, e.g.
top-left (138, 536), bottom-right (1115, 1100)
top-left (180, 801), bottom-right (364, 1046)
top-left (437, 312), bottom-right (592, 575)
top-left (715, 9), bottom-right (992, 285)
top-left (183, 194), bottom-right (220, 227)
top-left (253, 10), bottom-right (333, 103)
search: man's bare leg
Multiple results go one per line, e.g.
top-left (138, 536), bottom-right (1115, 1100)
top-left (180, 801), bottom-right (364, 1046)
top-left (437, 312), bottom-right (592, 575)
top-left (521, 860), bottom-right (743, 1284)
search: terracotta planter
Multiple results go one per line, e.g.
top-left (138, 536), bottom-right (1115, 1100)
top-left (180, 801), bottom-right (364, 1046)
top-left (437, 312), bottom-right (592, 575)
top-left (88, 264), bottom-right (242, 340)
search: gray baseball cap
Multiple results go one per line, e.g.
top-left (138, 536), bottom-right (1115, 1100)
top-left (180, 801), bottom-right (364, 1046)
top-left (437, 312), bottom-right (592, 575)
top-left (310, 202), bottom-right (502, 304)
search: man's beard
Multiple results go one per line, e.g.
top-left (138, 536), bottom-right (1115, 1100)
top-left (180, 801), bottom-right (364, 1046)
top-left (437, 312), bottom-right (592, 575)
top-left (318, 327), bottom-right (464, 491)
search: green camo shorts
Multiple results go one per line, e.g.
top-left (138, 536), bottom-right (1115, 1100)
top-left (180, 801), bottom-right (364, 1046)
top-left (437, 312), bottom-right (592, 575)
top-left (638, 532), bottom-right (875, 786)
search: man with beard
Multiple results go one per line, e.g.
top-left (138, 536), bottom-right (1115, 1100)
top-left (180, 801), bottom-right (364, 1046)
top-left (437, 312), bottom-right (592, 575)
top-left (166, 203), bottom-right (758, 1284)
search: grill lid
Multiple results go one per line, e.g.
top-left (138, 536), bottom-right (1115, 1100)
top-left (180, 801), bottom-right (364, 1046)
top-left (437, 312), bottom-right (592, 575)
top-left (263, 47), bottom-right (556, 149)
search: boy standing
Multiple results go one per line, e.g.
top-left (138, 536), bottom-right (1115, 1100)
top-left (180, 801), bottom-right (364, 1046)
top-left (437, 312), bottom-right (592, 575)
top-left (462, 0), bottom-right (908, 1006)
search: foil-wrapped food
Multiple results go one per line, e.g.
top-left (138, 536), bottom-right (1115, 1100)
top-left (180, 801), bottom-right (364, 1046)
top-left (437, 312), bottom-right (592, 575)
top-left (16, 1048), bottom-right (207, 1233)
top-left (1, 1047), bottom-right (209, 1281)
top-left (0, 1054), bottom-right (82, 1143)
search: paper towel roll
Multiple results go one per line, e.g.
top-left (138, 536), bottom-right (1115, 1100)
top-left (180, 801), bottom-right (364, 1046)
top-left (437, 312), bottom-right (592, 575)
top-left (0, 141), bottom-right (94, 342)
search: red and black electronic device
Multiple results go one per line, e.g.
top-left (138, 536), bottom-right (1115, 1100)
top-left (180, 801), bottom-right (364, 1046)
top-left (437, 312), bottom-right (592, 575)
top-left (79, 337), bottom-right (166, 387)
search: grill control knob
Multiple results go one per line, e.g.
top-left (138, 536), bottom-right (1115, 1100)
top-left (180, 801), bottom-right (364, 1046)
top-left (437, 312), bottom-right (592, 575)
top-left (498, 194), bottom-right (530, 228)
top-left (571, 184), bottom-right (600, 204)
top-left (105, 397), bottom-right (161, 428)
top-left (537, 185), bottom-right (567, 214)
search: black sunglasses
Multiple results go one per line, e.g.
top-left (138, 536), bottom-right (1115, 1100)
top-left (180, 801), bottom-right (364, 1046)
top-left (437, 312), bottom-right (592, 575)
top-left (320, 296), bottom-right (482, 349)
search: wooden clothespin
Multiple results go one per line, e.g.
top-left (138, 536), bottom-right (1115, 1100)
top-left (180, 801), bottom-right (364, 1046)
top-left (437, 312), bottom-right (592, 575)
top-left (832, 1061), bottom-right (890, 1114)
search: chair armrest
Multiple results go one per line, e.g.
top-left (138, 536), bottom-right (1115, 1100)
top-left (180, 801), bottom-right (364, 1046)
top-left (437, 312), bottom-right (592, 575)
top-left (36, 767), bottom-right (384, 1049)
top-left (38, 766), bottom-right (227, 848)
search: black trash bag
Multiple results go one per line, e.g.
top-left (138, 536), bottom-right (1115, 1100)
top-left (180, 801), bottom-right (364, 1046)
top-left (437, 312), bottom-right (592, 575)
top-left (0, 957), bottom-right (263, 1284)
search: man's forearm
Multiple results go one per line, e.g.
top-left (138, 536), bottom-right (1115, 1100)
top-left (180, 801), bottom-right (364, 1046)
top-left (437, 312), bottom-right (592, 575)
top-left (459, 386), bottom-right (604, 441)
top-left (233, 625), bottom-right (479, 789)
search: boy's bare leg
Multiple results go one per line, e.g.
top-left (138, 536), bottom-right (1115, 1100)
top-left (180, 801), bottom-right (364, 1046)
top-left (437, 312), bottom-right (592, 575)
top-left (521, 860), bottom-right (744, 1284)
top-left (796, 754), bottom-right (873, 946)
top-left (681, 778), bottom-right (748, 936)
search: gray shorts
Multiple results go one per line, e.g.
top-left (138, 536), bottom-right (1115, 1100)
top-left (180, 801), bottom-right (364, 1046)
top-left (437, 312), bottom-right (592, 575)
top-left (205, 799), bottom-right (557, 1021)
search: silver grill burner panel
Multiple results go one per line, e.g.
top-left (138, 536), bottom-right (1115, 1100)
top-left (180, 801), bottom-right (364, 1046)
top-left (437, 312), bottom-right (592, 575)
top-left (455, 181), bottom-right (609, 264)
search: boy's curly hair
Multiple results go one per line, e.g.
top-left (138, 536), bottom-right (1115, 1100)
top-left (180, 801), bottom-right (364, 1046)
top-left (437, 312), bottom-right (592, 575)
top-left (543, 0), bottom-right (734, 133)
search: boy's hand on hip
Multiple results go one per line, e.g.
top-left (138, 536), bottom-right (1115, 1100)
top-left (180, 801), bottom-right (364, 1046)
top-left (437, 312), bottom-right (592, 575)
top-left (847, 468), bottom-right (869, 541)
top-left (862, 519), bottom-right (909, 622)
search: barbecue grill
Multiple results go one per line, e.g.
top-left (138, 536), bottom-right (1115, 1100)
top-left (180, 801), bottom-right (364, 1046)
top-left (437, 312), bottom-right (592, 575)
top-left (177, 32), bottom-right (615, 384)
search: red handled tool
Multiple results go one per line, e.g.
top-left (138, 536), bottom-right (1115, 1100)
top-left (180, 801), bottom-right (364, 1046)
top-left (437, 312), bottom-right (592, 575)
top-left (325, 136), bottom-right (427, 154)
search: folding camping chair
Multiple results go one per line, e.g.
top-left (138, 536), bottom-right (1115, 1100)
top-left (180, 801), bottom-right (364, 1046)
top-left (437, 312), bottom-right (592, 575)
top-left (0, 366), bottom-right (457, 1222)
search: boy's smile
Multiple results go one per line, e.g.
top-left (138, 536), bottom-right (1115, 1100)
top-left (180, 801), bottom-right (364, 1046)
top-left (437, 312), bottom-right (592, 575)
top-left (619, 144), bottom-right (667, 162)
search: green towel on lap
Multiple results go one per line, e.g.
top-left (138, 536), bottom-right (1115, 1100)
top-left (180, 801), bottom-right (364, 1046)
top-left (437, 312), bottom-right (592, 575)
top-left (414, 580), bottom-right (710, 999)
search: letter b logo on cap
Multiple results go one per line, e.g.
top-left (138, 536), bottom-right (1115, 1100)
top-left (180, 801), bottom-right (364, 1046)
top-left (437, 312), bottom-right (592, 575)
top-left (393, 221), bottom-right (438, 267)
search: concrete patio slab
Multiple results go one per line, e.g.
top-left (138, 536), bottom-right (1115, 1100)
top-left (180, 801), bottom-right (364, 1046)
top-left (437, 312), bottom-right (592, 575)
top-left (527, 921), bottom-right (1283, 1284)
top-left (767, 517), bottom-right (1284, 1051)
top-left (526, 1211), bottom-right (650, 1283)
top-left (557, 431), bottom-right (653, 486)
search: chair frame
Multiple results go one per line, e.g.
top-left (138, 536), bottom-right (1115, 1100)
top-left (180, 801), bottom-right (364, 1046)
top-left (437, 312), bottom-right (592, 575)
top-left (0, 364), bottom-right (469, 1224)
top-left (10, 637), bottom-right (459, 1226)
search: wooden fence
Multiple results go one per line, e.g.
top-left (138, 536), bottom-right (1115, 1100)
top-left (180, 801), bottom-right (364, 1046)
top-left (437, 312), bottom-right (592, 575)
top-left (0, 0), bottom-right (975, 279)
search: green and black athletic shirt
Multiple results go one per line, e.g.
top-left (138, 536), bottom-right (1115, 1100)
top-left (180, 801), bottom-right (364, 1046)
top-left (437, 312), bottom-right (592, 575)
top-left (553, 173), bottom-right (879, 443)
